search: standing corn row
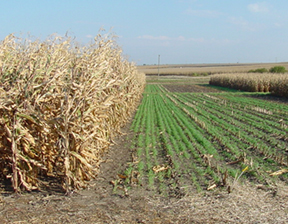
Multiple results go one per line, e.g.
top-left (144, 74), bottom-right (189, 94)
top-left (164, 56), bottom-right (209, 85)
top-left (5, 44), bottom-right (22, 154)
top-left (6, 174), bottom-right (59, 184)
top-left (0, 33), bottom-right (145, 192)
top-left (270, 75), bottom-right (288, 97)
top-left (209, 73), bottom-right (288, 96)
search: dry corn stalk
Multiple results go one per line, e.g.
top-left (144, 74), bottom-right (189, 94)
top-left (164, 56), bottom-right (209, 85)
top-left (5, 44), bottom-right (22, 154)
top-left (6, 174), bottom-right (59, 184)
top-left (0, 32), bottom-right (146, 192)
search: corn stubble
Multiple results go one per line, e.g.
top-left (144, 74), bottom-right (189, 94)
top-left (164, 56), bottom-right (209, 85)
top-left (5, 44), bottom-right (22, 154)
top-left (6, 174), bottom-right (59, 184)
top-left (0, 33), bottom-right (145, 193)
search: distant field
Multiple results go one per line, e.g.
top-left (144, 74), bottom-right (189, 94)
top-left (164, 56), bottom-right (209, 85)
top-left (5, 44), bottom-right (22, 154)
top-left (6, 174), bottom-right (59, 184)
top-left (137, 62), bottom-right (288, 76)
top-left (146, 76), bottom-right (210, 85)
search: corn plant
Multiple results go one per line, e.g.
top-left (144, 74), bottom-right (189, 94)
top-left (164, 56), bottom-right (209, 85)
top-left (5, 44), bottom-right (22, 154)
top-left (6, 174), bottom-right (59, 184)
top-left (0, 33), bottom-right (145, 192)
top-left (209, 73), bottom-right (288, 96)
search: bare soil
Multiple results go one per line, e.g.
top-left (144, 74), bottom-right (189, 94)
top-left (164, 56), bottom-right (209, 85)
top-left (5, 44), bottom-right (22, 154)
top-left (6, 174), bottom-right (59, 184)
top-left (163, 84), bottom-right (221, 93)
top-left (1, 83), bottom-right (288, 223)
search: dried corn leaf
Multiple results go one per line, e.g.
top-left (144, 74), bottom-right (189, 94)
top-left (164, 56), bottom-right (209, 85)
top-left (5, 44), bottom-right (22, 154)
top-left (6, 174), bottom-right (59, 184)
top-left (152, 165), bottom-right (170, 173)
top-left (269, 168), bottom-right (288, 176)
top-left (69, 151), bottom-right (93, 169)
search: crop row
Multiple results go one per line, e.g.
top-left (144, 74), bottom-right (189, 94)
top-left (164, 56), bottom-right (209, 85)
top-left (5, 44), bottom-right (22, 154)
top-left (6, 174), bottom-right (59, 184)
top-left (119, 84), bottom-right (288, 196)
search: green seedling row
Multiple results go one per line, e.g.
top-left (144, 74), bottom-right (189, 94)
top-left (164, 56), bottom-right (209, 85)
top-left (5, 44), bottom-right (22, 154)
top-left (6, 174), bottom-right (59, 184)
top-left (121, 84), bottom-right (288, 196)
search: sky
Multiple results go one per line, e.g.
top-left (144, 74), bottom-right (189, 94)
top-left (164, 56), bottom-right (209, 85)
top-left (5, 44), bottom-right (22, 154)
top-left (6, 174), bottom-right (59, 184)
top-left (1, 0), bottom-right (288, 65)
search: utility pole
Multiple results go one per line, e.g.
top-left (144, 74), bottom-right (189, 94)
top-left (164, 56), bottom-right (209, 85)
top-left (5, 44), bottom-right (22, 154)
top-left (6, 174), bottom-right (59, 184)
top-left (158, 55), bottom-right (160, 79)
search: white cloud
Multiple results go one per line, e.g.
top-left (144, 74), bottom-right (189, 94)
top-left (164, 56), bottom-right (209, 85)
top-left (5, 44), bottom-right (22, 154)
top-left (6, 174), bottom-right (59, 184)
top-left (177, 36), bottom-right (186, 41)
top-left (183, 37), bottom-right (205, 43)
top-left (137, 35), bottom-right (170, 40)
top-left (138, 35), bottom-right (205, 43)
top-left (229, 17), bottom-right (263, 31)
top-left (274, 23), bottom-right (282, 27)
top-left (185, 9), bottom-right (221, 17)
top-left (86, 34), bottom-right (93, 38)
top-left (176, 36), bottom-right (204, 42)
top-left (230, 17), bottom-right (249, 27)
top-left (248, 3), bottom-right (269, 13)
top-left (177, 0), bottom-right (198, 3)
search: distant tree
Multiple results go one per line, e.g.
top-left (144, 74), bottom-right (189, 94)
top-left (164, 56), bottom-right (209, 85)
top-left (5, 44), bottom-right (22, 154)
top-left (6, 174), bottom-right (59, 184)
top-left (248, 68), bottom-right (268, 73)
top-left (269, 66), bottom-right (286, 73)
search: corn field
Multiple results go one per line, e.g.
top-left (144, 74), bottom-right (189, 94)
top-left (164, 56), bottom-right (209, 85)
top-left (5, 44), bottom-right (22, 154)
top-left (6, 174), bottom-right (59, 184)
top-left (0, 33), bottom-right (145, 192)
top-left (209, 73), bottom-right (288, 97)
